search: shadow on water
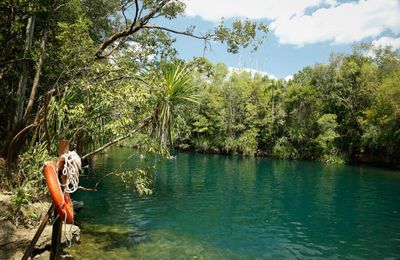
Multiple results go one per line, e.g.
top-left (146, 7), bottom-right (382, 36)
top-left (81, 225), bottom-right (147, 249)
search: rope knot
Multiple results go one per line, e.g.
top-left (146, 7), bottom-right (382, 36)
top-left (60, 151), bottom-right (81, 193)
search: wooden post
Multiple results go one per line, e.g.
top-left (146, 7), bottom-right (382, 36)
top-left (50, 140), bottom-right (69, 260)
top-left (21, 205), bottom-right (54, 260)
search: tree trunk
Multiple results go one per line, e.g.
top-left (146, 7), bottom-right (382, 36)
top-left (82, 128), bottom-right (140, 160)
top-left (15, 16), bottom-right (36, 125)
top-left (23, 30), bottom-right (48, 121)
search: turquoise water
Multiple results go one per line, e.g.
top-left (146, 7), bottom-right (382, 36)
top-left (69, 148), bottom-right (400, 259)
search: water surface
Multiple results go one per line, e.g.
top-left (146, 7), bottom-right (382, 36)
top-left (68, 148), bottom-right (400, 259)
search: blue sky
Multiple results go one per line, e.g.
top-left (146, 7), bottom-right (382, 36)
top-left (159, 0), bottom-right (400, 79)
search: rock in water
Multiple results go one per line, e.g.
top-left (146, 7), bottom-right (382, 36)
top-left (72, 200), bottom-right (84, 211)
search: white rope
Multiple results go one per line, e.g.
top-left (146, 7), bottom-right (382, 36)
top-left (45, 154), bottom-right (80, 246)
top-left (60, 151), bottom-right (81, 193)
top-left (63, 209), bottom-right (72, 247)
top-left (60, 151), bottom-right (80, 247)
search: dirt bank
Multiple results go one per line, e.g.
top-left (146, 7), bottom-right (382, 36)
top-left (0, 192), bottom-right (80, 259)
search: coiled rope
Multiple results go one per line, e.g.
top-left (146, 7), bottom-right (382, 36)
top-left (60, 151), bottom-right (81, 193)
top-left (59, 151), bottom-right (81, 247)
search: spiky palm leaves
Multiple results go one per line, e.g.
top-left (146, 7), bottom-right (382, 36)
top-left (149, 62), bottom-right (199, 147)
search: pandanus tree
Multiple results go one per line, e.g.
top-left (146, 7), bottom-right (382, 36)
top-left (149, 62), bottom-right (199, 148)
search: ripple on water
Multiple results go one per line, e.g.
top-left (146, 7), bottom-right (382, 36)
top-left (69, 150), bottom-right (400, 259)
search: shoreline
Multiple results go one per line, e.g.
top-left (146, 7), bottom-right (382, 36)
top-left (0, 192), bottom-right (80, 259)
top-left (122, 144), bottom-right (400, 170)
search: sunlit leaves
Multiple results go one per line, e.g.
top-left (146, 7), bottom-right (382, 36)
top-left (148, 62), bottom-right (199, 147)
top-left (214, 18), bottom-right (268, 53)
top-left (118, 167), bottom-right (155, 195)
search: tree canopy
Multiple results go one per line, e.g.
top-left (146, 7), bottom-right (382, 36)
top-left (0, 0), bottom-right (268, 192)
top-left (1, 0), bottom-right (399, 198)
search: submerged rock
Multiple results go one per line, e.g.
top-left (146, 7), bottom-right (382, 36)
top-left (72, 200), bottom-right (84, 211)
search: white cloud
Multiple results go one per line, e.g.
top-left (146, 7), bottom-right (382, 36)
top-left (184, 0), bottom-right (335, 21)
top-left (228, 67), bottom-right (284, 80)
top-left (284, 75), bottom-right (294, 81)
top-left (272, 0), bottom-right (400, 46)
top-left (184, 0), bottom-right (400, 46)
top-left (372, 36), bottom-right (400, 50)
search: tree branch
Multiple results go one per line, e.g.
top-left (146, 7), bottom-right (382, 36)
top-left (121, 6), bottom-right (129, 28)
top-left (78, 172), bottom-right (118, 192)
top-left (96, 39), bottom-right (126, 59)
top-left (81, 118), bottom-right (150, 159)
top-left (80, 151), bottom-right (139, 192)
top-left (81, 131), bottom-right (136, 159)
top-left (6, 118), bottom-right (43, 167)
top-left (143, 24), bottom-right (212, 40)
top-left (95, 0), bottom-right (170, 59)
top-left (133, 0), bottom-right (140, 23)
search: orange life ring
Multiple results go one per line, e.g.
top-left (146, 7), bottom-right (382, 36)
top-left (44, 162), bottom-right (74, 223)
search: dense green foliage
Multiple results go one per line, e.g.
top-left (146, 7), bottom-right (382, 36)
top-left (172, 48), bottom-right (400, 165)
top-left (0, 0), bottom-right (398, 205)
top-left (0, 0), bottom-right (267, 195)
